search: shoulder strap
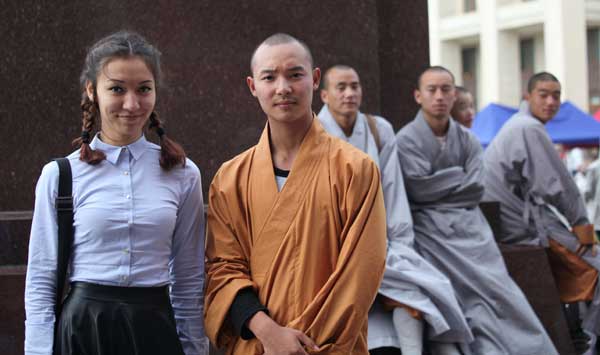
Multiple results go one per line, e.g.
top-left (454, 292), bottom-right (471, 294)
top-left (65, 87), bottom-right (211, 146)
top-left (54, 157), bottom-right (73, 320)
top-left (365, 114), bottom-right (382, 153)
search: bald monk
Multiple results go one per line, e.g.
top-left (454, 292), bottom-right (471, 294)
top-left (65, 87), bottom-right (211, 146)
top-left (318, 65), bottom-right (472, 355)
top-left (450, 86), bottom-right (475, 128)
top-left (484, 72), bottom-right (600, 353)
top-left (396, 66), bottom-right (557, 355)
top-left (204, 33), bottom-right (387, 355)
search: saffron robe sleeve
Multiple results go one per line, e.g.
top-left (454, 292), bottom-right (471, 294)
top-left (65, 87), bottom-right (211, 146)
top-left (204, 118), bottom-right (387, 354)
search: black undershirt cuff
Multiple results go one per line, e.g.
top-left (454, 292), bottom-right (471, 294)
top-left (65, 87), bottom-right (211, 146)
top-left (229, 288), bottom-right (268, 340)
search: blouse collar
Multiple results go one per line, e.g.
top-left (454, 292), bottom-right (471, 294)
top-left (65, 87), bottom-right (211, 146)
top-left (89, 134), bottom-right (151, 164)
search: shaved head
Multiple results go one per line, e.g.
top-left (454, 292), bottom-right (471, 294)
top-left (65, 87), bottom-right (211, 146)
top-left (417, 66), bottom-right (455, 89)
top-left (250, 33), bottom-right (314, 74)
top-left (527, 71), bottom-right (560, 93)
top-left (322, 64), bottom-right (356, 90)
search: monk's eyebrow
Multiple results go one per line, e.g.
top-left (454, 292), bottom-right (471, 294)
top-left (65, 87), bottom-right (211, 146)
top-left (336, 81), bottom-right (359, 87)
top-left (538, 89), bottom-right (561, 95)
top-left (259, 68), bottom-right (276, 75)
top-left (286, 65), bottom-right (306, 72)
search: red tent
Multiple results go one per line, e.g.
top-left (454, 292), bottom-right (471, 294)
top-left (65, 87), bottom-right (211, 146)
top-left (594, 108), bottom-right (600, 122)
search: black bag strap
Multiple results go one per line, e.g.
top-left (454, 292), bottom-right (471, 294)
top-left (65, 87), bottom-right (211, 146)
top-left (54, 157), bottom-right (73, 320)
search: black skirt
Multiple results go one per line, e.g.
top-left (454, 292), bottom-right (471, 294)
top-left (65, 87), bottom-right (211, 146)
top-left (54, 282), bottom-right (185, 355)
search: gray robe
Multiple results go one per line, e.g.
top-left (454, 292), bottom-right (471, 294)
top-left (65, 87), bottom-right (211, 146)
top-left (318, 106), bottom-right (473, 349)
top-left (484, 101), bottom-right (600, 334)
top-left (396, 110), bottom-right (558, 355)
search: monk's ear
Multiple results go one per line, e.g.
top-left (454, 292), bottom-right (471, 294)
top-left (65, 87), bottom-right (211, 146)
top-left (246, 76), bottom-right (257, 97)
top-left (312, 67), bottom-right (321, 90)
top-left (320, 89), bottom-right (329, 105)
top-left (414, 89), bottom-right (422, 105)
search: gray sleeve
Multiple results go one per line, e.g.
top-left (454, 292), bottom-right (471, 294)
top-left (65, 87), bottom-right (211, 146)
top-left (524, 126), bottom-right (589, 226)
top-left (377, 117), bottom-right (415, 245)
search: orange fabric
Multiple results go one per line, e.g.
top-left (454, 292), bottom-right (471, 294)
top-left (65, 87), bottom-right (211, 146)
top-left (547, 239), bottom-right (598, 303)
top-left (204, 118), bottom-right (387, 354)
top-left (380, 295), bottom-right (423, 320)
top-left (573, 224), bottom-right (597, 245)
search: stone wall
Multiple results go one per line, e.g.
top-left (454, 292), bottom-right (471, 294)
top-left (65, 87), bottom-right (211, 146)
top-left (0, 1), bottom-right (429, 354)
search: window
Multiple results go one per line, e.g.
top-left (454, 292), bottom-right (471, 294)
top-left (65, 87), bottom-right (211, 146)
top-left (464, 0), bottom-right (477, 12)
top-left (520, 38), bottom-right (535, 98)
top-left (588, 28), bottom-right (600, 112)
top-left (462, 47), bottom-right (478, 107)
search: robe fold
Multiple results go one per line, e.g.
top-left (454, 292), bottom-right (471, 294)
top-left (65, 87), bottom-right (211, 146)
top-left (318, 106), bottom-right (473, 348)
top-left (484, 101), bottom-right (600, 334)
top-left (396, 110), bottom-right (558, 355)
top-left (204, 117), bottom-right (387, 354)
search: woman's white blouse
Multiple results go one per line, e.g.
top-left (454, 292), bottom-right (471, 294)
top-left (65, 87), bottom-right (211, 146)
top-left (24, 135), bottom-right (207, 355)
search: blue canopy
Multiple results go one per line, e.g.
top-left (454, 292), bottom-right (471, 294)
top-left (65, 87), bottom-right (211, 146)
top-left (471, 103), bottom-right (516, 147)
top-left (471, 101), bottom-right (600, 146)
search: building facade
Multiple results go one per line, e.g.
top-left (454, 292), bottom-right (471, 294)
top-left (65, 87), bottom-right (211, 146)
top-left (428, 0), bottom-right (600, 112)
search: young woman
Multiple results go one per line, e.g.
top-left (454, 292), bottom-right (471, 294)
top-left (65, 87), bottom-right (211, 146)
top-left (24, 31), bottom-right (207, 355)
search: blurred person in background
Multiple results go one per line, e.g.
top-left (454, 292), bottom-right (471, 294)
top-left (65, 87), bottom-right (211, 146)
top-left (450, 86), bottom-right (475, 128)
top-left (318, 65), bottom-right (472, 355)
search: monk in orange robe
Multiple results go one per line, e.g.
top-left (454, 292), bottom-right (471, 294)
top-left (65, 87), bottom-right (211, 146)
top-left (204, 33), bottom-right (387, 355)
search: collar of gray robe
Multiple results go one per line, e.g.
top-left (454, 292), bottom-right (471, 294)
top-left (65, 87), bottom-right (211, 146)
top-left (517, 100), bottom-right (546, 127)
top-left (318, 104), bottom-right (353, 138)
top-left (518, 100), bottom-right (531, 114)
top-left (318, 105), bottom-right (380, 165)
top-left (413, 109), bottom-right (461, 164)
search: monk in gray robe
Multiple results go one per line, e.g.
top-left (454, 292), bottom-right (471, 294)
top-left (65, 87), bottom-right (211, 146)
top-left (318, 65), bottom-right (472, 355)
top-left (396, 66), bottom-right (557, 355)
top-left (450, 86), bottom-right (475, 129)
top-left (484, 71), bottom-right (600, 353)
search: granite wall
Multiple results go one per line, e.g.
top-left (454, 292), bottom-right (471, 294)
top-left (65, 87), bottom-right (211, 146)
top-left (0, 0), bottom-right (429, 211)
top-left (0, 2), bottom-right (429, 354)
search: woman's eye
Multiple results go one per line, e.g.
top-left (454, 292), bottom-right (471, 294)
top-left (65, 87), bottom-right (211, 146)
top-left (109, 86), bottom-right (124, 93)
top-left (139, 86), bottom-right (152, 93)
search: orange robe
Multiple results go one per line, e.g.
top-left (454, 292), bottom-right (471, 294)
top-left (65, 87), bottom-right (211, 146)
top-left (204, 117), bottom-right (387, 354)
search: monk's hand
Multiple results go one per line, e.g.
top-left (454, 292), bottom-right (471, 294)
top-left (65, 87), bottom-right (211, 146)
top-left (248, 311), bottom-right (319, 355)
top-left (573, 224), bottom-right (598, 257)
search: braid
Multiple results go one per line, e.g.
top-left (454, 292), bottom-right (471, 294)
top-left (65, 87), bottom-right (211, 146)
top-left (148, 111), bottom-right (186, 170)
top-left (72, 94), bottom-right (106, 164)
